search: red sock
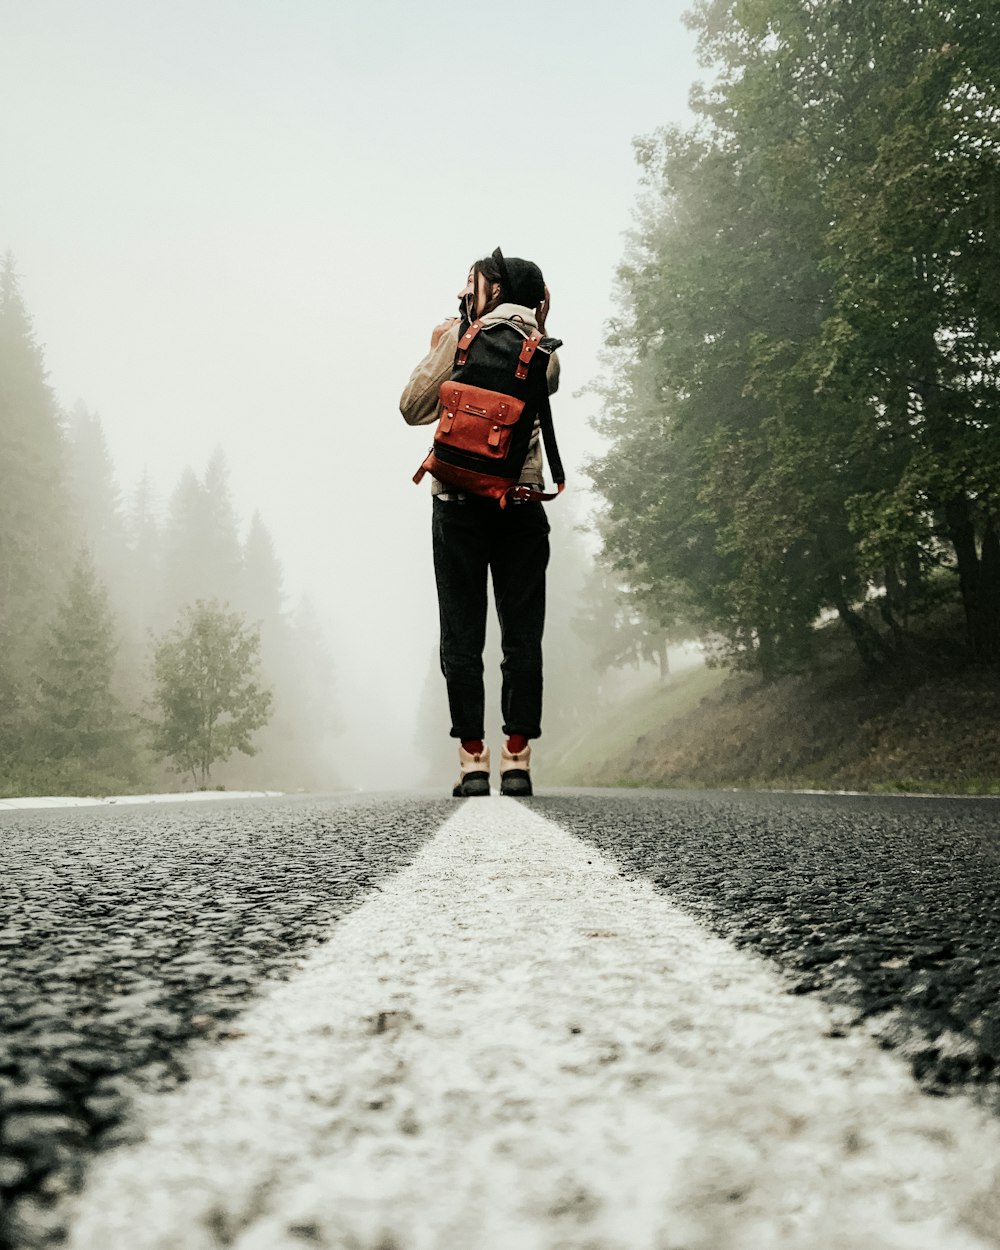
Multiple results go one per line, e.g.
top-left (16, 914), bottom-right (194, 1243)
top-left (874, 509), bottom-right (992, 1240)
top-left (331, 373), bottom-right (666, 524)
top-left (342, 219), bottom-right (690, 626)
top-left (461, 739), bottom-right (484, 756)
top-left (506, 734), bottom-right (529, 754)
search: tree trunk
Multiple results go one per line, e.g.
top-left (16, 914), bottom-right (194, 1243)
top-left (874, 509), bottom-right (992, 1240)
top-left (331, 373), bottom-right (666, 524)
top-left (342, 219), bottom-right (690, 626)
top-left (756, 624), bottom-right (777, 682)
top-left (657, 639), bottom-right (670, 683)
top-left (902, 548), bottom-right (922, 626)
top-left (944, 492), bottom-right (990, 660)
top-left (879, 563), bottom-right (906, 651)
top-left (980, 514), bottom-right (1000, 661)
top-left (831, 581), bottom-right (886, 672)
top-left (814, 528), bottom-right (886, 668)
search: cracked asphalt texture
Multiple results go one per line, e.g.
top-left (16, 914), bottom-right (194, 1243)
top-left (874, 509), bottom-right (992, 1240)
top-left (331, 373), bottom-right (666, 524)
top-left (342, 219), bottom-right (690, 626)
top-left (535, 788), bottom-right (1000, 1111)
top-left (0, 794), bottom-right (451, 1250)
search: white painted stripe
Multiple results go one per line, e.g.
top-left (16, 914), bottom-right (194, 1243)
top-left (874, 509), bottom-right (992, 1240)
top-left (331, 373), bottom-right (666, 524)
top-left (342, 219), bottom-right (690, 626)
top-left (65, 797), bottom-right (1000, 1250)
top-left (0, 791), bottom-right (283, 810)
top-left (760, 788), bottom-right (1000, 801)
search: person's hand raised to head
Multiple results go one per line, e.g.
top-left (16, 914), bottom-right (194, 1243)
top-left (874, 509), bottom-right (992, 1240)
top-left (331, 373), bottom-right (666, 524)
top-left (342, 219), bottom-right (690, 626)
top-left (430, 317), bottom-right (459, 350)
top-left (535, 285), bottom-right (551, 334)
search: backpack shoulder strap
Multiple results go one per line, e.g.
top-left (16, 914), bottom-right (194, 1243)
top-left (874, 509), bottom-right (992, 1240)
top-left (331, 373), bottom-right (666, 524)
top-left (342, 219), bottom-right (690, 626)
top-left (455, 320), bottom-right (484, 366)
top-left (515, 330), bottom-right (543, 380)
top-left (535, 383), bottom-right (565, 488)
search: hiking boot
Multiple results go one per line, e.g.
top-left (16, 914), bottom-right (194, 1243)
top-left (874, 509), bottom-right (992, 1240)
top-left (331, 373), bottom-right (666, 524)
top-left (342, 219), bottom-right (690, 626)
top-left (499, 742), bottom-right (532, 796)
top-left (452, 743), bottom-right (491, 798)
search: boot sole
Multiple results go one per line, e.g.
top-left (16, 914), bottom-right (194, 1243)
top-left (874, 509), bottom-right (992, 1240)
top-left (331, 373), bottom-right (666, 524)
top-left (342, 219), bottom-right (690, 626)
top-left (500, 770), bottom-right (532, 797)
top-left (458, 772), bottom-right (490, 798)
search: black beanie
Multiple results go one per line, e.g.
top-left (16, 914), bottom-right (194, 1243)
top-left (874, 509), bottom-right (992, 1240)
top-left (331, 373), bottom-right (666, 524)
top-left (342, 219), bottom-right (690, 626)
top-left (492, 247), bottom-right (545, 309)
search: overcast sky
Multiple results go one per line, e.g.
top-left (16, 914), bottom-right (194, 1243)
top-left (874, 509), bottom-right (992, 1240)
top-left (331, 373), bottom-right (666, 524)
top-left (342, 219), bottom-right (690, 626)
top-left (1, 0), bottom-right (702, 782)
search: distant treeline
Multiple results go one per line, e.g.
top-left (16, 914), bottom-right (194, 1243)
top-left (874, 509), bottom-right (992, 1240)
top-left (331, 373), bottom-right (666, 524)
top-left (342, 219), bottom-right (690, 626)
top-left (591, 1), bottom-right (1000, 676)
top-left (0, 254), bottom-right (336, 796)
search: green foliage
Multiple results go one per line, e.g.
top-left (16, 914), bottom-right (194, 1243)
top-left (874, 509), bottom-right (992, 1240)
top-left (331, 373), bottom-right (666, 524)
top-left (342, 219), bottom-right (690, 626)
top-left (0, 254), bottom-right (71, 678)
top-left (35, 551), bottom-right (121, 757)
top-left (151, 601), bottom-right (273, 786)
top-left (591, 0), bottom-right (1000, 674)
top-left (29, 550), bottom-right (143, 794)
top-left (0, 255), bottom-right (77, 787)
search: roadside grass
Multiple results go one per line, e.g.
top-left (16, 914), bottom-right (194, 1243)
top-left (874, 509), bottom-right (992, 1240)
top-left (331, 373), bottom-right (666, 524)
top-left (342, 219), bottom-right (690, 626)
top-left (551, 616), bottom-right (1000, 795)
top-left (0, 758), bottom-right (152, 800)
top-left (545, 664), bottom-right (728, 785)
top-left (866, 777), bottom-right (1000, 796)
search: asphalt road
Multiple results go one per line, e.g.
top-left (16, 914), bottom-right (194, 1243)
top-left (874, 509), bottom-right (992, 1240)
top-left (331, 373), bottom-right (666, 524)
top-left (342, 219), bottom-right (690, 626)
top-left (0, 794), bottom-right (452, 1249)
top-left (2, 788), bottom-right (999, 1248)
top-left (535, 789), bottom-right (1000, 1106)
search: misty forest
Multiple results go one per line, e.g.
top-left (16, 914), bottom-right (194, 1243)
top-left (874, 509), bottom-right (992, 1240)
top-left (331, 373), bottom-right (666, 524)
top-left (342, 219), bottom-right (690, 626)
top-left (3, 0), bottom-right (1000, 796)
top-left (0, 252), bottom-right (339, 796)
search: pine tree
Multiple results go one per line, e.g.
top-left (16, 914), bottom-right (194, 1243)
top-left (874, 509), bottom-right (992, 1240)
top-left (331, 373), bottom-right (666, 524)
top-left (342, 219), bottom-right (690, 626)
top-left (240, 510), bottom-right (285, 634)
top-left (65, 403), bottom-right (127, 594)
top-left (123, 470), bottom-right (163, 634)
top-left (34, 550), bottom-right (127, 777)
top-left (161, 465), bottom-right (207, 622)
top-left (202, 447), bottom-right (244, 609)
top-left (230, 511), bottom-right (295, 787)
top-left (0, 254), bottom-right (70, 682)
top-left (160, 450), bottom-right (244, 624)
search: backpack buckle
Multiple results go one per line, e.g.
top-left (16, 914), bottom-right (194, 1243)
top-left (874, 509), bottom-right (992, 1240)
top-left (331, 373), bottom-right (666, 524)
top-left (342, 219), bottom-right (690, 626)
top-left (515, 331), bottom-right (542, 380)
top-left (455, 320), bottom-right (484, 366)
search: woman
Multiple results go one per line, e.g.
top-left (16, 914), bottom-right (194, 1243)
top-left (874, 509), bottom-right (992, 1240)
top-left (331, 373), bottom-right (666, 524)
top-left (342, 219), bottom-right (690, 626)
top-left (400, 248), bottom-right (560, 798)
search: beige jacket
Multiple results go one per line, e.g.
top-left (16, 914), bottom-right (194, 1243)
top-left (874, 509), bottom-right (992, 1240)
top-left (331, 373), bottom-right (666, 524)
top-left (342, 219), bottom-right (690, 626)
top-left (400, 303), bottom-right (560, 495)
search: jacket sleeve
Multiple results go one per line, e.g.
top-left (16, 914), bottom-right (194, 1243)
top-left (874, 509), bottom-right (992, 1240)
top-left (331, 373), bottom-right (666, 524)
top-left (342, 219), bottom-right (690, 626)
top-left (546, 350), bottom-right (560, 396)
top-left (399, 326), bottom-right (458, 426)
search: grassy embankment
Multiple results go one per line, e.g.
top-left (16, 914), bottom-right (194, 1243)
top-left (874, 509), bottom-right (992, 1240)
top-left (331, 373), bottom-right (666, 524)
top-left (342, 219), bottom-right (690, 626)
top-left (547, 620), bottom-right (1000, 795)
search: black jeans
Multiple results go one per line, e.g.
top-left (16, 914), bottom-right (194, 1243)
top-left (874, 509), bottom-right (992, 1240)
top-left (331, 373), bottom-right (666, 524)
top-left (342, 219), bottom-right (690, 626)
top-left (432, 495), bottom-right (550, 740)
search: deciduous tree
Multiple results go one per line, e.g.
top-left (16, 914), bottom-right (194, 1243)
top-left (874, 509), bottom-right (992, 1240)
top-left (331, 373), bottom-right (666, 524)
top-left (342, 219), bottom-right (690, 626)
top-left (151, 600), bottom-right (272, 787)
top-left (591, 0), bottom-right (1000, 673)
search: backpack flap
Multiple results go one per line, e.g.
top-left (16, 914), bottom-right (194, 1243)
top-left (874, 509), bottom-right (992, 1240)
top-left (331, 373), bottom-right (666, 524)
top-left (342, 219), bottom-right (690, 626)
top-left (437, 383), bottom-right (525, 460)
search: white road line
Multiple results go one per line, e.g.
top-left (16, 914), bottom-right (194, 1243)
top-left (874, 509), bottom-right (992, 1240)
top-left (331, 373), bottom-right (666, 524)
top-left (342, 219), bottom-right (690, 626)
top-left (0, 792), bottom-right (283, 810)
top-left (64, 797), bottom-right (1000, 1250)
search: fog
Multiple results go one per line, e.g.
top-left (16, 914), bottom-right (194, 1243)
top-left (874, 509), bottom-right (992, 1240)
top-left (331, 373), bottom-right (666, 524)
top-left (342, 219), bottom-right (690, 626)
top-left (1, 0), bottom-right (699, 789)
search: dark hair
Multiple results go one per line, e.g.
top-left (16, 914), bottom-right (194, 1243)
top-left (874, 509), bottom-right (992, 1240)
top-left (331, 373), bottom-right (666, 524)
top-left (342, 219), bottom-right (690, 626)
top-left (470, 254), bottom-right (506, 318)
